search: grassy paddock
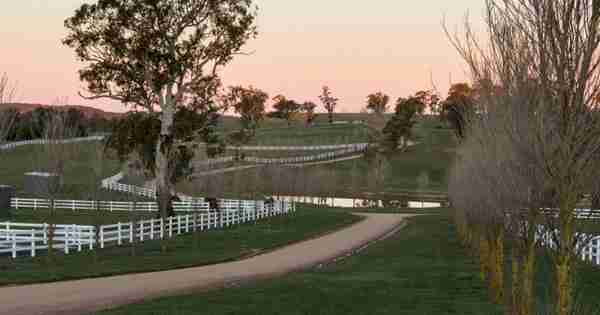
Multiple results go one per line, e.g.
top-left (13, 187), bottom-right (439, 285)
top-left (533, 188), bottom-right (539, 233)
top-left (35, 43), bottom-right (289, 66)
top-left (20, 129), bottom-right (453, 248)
top-left (96, 213), bottom-right (503, 315)
top-left (0, 207), bottom-right (360, 286)
top-left (0, 142), bottom-right (121, 199)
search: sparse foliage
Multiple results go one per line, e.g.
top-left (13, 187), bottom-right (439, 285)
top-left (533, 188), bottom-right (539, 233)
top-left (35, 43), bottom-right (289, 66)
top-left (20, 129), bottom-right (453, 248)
top-left (447, 1), bottom-right (600, 314)
top-left (366, 92), bottom-right (390, 115)
top-left (319, 86), bottom-right (338, 123)
top-left (225, 85), bottom-right (268, 132)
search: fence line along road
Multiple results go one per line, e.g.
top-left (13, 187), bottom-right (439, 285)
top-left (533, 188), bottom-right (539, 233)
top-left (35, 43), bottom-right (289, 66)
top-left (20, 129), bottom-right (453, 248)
top-left (2, 200), bottom-right (293, 259)
top-left (0, 135), bottom-right (106, 151)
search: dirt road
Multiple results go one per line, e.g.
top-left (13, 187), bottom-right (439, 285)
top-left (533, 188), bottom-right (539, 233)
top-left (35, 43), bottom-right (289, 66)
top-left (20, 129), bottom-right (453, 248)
top-left (0, 213), bottom-right (412, 315)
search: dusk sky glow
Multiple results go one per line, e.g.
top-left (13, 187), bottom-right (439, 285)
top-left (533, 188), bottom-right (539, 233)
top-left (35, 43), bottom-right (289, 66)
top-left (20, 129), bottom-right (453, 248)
top-left (1, 0), bottom-right (485, 113)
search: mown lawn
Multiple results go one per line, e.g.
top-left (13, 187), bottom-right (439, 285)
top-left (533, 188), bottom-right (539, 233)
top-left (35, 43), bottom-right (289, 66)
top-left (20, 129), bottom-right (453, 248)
top-left (96, 214), bottom-right (503, 315)
top-left (0, 207), bottom-right (360, 286)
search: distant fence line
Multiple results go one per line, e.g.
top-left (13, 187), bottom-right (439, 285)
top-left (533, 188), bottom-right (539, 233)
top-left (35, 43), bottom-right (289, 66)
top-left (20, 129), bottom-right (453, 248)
top-left (225, 143), bottom-right (371, 151)
top-left (0, 136), bottom-right (106, 151)
top-left (1, 204), bottom-right (292, 258)
top-left (195, 143), bottom-right (370, 167)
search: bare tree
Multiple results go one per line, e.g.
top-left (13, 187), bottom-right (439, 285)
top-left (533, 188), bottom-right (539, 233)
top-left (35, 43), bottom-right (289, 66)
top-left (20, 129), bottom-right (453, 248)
top-left (29, 111), bottom-right (76, 262)
top-left (319, 86), bottom-right (339, 124)
top-left (447, 1), bottom-right (600, 314)
top-left (0, 73), bottom-right (18, 142)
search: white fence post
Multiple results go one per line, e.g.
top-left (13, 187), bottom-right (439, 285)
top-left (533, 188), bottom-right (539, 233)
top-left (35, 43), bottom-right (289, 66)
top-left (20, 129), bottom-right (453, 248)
top-left (129, 222), bottom-right (133, 243)
top-left (64, 226), bottom-right (70, 254)
top-left (160, 218), bottom-right (164, 239)
top-left (150, 220), bottom-right (155, 240)
top-left (30, 230), bottom-right (36, 257)
top-left (100, 226), bottom-right (105, 249)
top-left (12, 234), bottom-right (16, 259)
top-left (117, 223), bottom-right (122, 246)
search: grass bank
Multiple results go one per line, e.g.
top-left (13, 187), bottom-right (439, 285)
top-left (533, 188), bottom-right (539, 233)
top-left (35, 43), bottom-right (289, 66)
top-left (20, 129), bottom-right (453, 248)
top-left (0, 207), bottom-right (360, 286)
top-left (96, 213), bottom-right (503, 315)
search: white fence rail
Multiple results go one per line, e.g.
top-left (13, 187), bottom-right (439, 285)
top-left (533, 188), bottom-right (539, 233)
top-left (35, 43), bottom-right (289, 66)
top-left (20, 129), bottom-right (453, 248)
top-left (225, 143), bottom-right (371, 151)
top-left (10, 197), bottom-right (292, 214)
top-left (196, 143), bottom-right (370, 167)
top-left (1, 201), bottom-right (293, 258)
top-left (0, 136), bottom-right (105, 151)
top-left (536, 227), bottom-right (600, 266)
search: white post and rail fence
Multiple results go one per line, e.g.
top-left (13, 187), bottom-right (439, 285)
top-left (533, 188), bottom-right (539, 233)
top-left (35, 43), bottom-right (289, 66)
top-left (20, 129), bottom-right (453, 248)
top-left (1, 198), bottom-right (293, 259)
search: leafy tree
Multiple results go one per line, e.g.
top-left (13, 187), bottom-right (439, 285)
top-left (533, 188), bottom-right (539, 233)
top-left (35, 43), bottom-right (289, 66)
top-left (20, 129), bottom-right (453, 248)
top-left (319, 86), bottom-right (338, 123)
top-left (224, 85), bottom-right (268, 132)
top-left (414, 90), bottom-right (440, 116)
top-left (366, 92), bottom-right (390, 115)
top-left (441, 83), bottom-right (475, 139)
top-left (63, 0), bottom-right (258, 219)
top-left (382, 95), bottom-right (424, 150)
top-left (300, 101), bottom-right (317, 126)
top-left (271, 95), bottom-right (301, 126)
top-left (107, 107), bottom-right (221, 209)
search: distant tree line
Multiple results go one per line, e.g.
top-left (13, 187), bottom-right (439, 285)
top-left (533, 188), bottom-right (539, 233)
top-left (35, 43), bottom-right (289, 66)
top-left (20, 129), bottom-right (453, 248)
top-left (0, 106), bottom-right (117, 141)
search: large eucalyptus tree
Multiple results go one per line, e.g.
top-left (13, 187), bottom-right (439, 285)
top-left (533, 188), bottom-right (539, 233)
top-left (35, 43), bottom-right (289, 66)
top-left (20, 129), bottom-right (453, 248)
top-left (63, 0), bottom-right (258, 218)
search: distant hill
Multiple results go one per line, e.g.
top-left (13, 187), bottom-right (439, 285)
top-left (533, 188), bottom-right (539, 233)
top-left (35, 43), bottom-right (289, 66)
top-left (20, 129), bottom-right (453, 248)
top-left (0, 103), bottom-right (123, 119)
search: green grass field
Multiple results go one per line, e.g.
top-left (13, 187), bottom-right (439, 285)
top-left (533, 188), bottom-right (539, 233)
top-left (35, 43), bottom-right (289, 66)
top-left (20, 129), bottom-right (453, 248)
top-left (0, 207), bottom-right (360, 286)
top-left (0, 142), bottom-right (122, 199)
top-left (236, 123), bottom-right (371, 146)
top-left (95, 213), bottom-right (504, 315)
top-left (185, 118), bottom-right (456, 199)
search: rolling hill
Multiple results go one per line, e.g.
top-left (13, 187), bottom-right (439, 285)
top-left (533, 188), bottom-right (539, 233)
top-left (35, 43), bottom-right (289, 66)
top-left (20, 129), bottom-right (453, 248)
top-left (0, 103), bottom-right (123, 119)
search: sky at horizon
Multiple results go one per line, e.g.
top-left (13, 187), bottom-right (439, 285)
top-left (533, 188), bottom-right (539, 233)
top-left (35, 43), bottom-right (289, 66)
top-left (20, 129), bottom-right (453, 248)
top-left (0, 0), bottom-right (485, 113)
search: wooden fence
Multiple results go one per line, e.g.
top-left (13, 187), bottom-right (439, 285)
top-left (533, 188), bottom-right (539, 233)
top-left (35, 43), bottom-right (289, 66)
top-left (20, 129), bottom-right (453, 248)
top-left (1, 200), bottom-right (292, 258)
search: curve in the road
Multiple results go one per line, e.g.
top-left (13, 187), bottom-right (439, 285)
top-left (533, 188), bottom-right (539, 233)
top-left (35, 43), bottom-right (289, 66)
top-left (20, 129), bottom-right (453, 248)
top-left (0, 213), bottom-right (413, 315)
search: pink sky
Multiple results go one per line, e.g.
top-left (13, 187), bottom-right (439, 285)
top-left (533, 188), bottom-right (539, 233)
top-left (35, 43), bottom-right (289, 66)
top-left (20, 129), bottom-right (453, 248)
top-left (0, 0), bottom-right (485, 113)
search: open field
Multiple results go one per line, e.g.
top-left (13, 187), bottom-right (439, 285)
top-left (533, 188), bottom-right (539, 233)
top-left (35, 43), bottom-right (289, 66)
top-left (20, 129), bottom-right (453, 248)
top-left (0, 206), bottom-right (360, 286)
top-left (182, 118), bottom-right (456, 199)
top-left (0, 142), bottom-right (122, 199)
top-left (95, 213), bottom-right (504, 315)
top-left (226, 123), bottom-right (372, 146)
top-left (219, 113), bottom-right (393, 133)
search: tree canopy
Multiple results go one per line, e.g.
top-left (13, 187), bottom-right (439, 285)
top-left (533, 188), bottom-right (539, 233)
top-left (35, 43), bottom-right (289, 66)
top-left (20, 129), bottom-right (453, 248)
top-left (224, 85), bottom-right (268, 132)
top-left (319, 86), bottom-right (338, 123)
top-left (366, 92), bottom-right (390, 114)
top-left (63, 0), bottom-right (258, 218)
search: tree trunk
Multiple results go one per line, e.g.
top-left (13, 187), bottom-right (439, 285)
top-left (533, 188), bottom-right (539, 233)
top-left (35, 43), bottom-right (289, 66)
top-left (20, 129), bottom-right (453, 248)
top-left (521, 239), bottom-right (536, 315)
top-left (328, 111), bottom-right (333, 124)
top-left (156, 97), bottom-right (176, 253)
top-left (556, 202), bottom-right (576, 315)
top-left (156, 102), bottom-right (176, 220)
top-left (489, 229), bottom-right (504, 304)
top-left (511, 246), bottom-right (521, 315)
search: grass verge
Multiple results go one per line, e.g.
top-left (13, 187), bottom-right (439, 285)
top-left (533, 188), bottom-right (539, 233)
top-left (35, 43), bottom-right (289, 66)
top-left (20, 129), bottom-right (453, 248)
top-left (0, 207), bottom-right (360, 286)
top-left (96, 213), bottom-right (503, 315)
